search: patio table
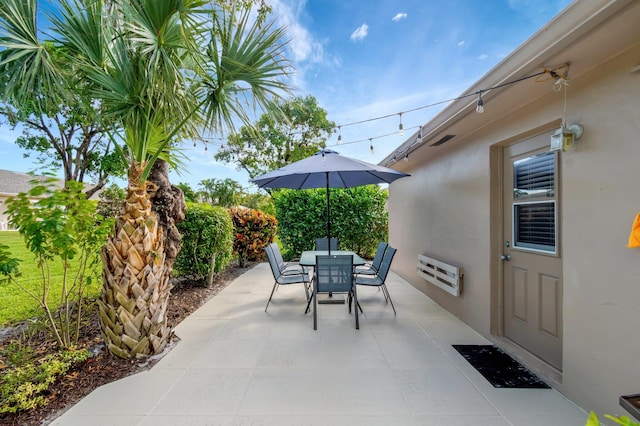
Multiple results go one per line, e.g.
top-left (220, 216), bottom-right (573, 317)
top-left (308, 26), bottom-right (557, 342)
top-left (299, 250), bottom-right (366, 267)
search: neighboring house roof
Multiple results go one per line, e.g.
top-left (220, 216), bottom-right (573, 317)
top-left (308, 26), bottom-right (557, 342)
top-left (0, 169), bottom-right (65, 196)
top-left (0, 169), bottom-right (100, 198)
top-left (383, 0), bottom-right (640, 166)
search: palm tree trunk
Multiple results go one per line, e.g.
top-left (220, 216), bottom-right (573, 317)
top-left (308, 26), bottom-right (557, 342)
top-left (148, 159), bottom-right (186, 272)
top-left (98, 161), bottom-right (173, 358)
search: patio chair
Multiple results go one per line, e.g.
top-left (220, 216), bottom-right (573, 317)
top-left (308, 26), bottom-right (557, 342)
top-left (306, 254), bottom-right (358, 330)
top-left (355, 246), bottom-right (397, 314)
top-left (315, 237), bottom-right (338, 251)
top-left (354, 242), bottom-right (388, 275)
top-left (264, 245), bottom-right (310, 312)
top-left (268, 243), bottom-right (307, 275)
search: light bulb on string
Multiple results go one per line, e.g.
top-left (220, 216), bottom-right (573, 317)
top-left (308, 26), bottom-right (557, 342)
top-left (404, 153), bottom-right (409, 162)
top-left (193, 141), bottom-right (196, 147)
top-left (476, 92), bottom-right (484, 113)
top-left (369, 138), bottom-right (374, 154)
top-left (204, 143), bottom-right (208, 152)
top-left (398, 113), bottom-right (404, 136)
top-left (416, 126), bottom-right (422, 144)
top-left (337, 126), bottom-right (342, 144)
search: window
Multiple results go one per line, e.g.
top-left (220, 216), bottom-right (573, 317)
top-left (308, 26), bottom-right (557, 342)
top-left (513, 152), bottom-right (557, 253)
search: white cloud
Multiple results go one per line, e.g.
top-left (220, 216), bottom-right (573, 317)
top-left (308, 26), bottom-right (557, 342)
top-left (392, 12), bottom-right (407, 22)
top-left (270, 0), bottom-right (326, 64)
top-left (350, 23), bottom-right (369, 41)
top-left (477, 54), bottom-right (489, 60)
top-left (457, 40), bottom-right (465, 47)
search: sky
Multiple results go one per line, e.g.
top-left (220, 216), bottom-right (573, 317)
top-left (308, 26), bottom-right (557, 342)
top-left (0, 0), bottom-right (573, 191)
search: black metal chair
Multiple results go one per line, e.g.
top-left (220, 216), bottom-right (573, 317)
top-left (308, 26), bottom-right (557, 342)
top-left (264, 245), bottom-right (310, 312)
top-left (354, 242), bottom-right (388, 275)
top-left (354, 246), bottom-right (397, 314)
top-left (314, 237), bottom-right (338, 251)
top-left (306, 254), bottom-right (358, 330)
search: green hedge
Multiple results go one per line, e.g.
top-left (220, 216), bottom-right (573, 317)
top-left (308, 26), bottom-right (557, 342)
top-left (272, 186), bottom-right (388, 259)
top-left (174, 202), bottom-right (234, 283)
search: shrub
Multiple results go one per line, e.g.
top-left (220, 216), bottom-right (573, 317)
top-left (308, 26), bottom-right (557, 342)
top-left (0, 347), bottom-right (90, 413)
top-left (272, 186), bottom-right (388, 258)
top-left (229, 206), bottom-right (277, 267)
top-left (174, 202), bottom-right (234, 286)
top-left (3, 179), bottom-right (113, 348)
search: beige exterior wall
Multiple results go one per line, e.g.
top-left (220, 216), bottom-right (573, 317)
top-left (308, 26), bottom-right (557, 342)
top-left (387, 8), bottom-right (640, 420)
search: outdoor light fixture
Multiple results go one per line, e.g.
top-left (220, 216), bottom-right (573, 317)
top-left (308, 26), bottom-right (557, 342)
top-left (337, 126), bottom-right (342, 144)
top-left (550, 123), bottom-right (583, 152)
top-left (398, 113), bottom-right (404, 136)
top-left (476, 92), bottom-right (484, 113)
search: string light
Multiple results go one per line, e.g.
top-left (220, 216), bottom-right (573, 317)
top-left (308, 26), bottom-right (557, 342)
top-left (201, 65), bottom-right (569, 162)
top-left (476, 92), bottom-right (484, 113)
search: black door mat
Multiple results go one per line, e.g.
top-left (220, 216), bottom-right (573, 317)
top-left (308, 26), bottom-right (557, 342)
top-left (452, 344), bottom-right (550, 389)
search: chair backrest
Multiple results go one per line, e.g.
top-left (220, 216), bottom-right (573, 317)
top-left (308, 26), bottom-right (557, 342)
top-left (370, 242), bottom-right (389, 271)
top-left (264, 244), bottom-right (281, 278)
top-left (376, 246), bottom-right (397, 281)
top-left (315, 237), bottom-right (339, 251)
top-left (315, 255), bottom-right (353, 293)
top-left (269, 242), bottom-right (287, 272)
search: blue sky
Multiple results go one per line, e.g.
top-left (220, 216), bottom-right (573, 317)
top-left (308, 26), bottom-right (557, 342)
top-left (0, 0), bottom-right (572, 190)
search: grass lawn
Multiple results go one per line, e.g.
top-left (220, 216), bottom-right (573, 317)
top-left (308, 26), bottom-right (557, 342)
top-left (0, 231), bottom-right (102, 326)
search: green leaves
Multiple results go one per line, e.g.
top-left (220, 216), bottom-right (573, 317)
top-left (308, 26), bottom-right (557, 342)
top-left (273, 186), bottom-right (389, 258)
top-left (216, 95), bottom-right (335, 179)
top-left (3, 178), bottom-right (113, 347)
top-left (0, 347), bottom-right (90, 413)
top-left (175, 202), bottom-right (234, 279)
top-left (0, 0), bottom-right (63, 109)
top-left (0, 243), bottom-right (20, 281)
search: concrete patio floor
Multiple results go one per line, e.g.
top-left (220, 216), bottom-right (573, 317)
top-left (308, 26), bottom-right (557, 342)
top-left (52, 262), bottom-right (588, 425)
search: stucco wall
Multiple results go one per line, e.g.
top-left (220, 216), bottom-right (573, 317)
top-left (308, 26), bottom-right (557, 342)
top-left (388, 43), bottom-right (640, 418)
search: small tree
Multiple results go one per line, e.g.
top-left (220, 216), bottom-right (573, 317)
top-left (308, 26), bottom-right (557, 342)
top-left (96, 183), bottom-right (126, 219)
top-left (3, 179), bottom-right (113, 349)
top-left (198, 178), bottom-right (244, 207)
top-left (229, 206), bottom-right (277, 267)
top-left (175, 202), bottom-right (234, 286)
top-left (216, 95), bottom-right (335, 180)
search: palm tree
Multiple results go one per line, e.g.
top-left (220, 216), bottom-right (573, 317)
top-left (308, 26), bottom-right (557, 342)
top-left (0, 0), bottom-right (291, 358)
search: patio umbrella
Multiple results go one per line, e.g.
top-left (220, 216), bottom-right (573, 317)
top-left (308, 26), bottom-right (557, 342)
top-left (251, 148), bottom-right (410, 253)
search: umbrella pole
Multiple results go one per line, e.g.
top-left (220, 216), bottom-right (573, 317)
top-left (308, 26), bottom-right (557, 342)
top-left (326, 172), bottom-right (331, 255)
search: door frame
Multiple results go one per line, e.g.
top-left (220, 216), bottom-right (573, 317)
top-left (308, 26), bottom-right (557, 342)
top-left (489, 121), bottom-right (564, 385)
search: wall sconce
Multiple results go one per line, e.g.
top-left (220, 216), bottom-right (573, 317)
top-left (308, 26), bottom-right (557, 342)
top-left (550, 123), bottom-right (583, 152)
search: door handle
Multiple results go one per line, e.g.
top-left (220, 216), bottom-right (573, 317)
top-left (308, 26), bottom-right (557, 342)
top-left (500, 254), bottom-right (511, 261)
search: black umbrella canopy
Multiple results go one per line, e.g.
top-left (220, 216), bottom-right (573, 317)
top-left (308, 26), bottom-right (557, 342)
top-left (251, 149), bottom-right (410, 252)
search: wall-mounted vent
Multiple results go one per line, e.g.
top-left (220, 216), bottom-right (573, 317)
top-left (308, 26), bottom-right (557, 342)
top-left (431, 134), bottom-right (455, 146)
top-left (417, 254), bottom-right (463, 297)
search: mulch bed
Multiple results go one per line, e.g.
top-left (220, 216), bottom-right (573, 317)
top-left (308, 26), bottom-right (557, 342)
top-left (0, 261), bottom-right (257, 426)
